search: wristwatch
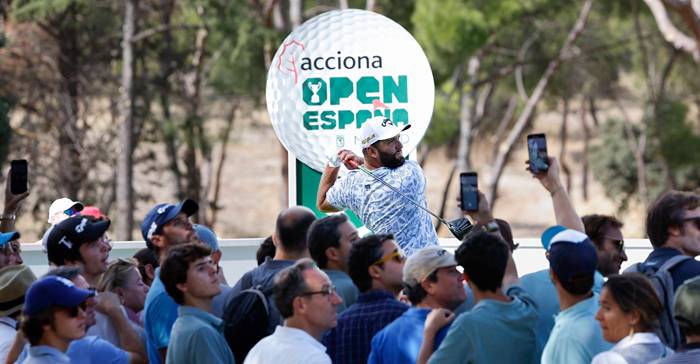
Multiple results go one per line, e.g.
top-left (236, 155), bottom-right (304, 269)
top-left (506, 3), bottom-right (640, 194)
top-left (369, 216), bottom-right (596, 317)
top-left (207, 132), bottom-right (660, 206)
top-left (328, 154), bottom-right (342, 168)
top-left (0, 214), bottom-right (16, 221)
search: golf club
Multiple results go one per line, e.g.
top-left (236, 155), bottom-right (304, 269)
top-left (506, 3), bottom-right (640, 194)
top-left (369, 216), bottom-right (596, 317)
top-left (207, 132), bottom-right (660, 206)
top-left (356, 165), bottom-right (473, 240)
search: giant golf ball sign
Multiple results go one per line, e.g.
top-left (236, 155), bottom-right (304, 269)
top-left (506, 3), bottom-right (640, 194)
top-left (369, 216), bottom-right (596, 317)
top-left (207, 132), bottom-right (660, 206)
top-left (266, 9), bottom-right (435, 172)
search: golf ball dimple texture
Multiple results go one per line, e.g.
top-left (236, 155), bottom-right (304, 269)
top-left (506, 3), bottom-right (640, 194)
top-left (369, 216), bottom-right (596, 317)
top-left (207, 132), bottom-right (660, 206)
top-left (266, 9), bottom-right (435, 172)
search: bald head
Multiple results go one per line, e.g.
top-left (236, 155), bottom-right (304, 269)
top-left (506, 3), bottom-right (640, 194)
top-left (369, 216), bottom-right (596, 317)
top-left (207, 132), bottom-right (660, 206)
top-left (275, 206), bottom-right (317, 253)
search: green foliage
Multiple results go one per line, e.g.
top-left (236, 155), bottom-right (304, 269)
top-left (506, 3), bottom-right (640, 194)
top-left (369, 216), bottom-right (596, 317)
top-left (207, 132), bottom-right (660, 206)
top-left (423, 83), bottom-right (460, 147)
top-left (12, 0), bottom-right (88, 20)
top-left (591, 99), bottom-right (700, 210)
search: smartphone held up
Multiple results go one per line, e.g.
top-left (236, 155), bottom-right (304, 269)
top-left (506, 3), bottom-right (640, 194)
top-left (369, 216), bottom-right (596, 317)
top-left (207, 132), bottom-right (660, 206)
top-left (460, 172), bottom-right (478, 212)
top-left (527, 133), bottom-right (549, 174)
top-left (10, 160), bottom-right (28, 194)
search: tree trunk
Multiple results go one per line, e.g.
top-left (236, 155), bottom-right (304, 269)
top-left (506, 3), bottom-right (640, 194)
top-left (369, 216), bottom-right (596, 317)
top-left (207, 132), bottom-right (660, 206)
top-left (207, 102), bottom-right (238, 227)
top-left (116, 0), bottom-right (136, 240)
top-left (487, 0), bottom-right (595, 210)
top-left (613, 93), bottom-right (649, 206)
top-left (436, 164), bottom-right (458, 234)
top-left (580, 96), bottom-right (590, 201)
top-left (559, 97), bottom-right (572, 193)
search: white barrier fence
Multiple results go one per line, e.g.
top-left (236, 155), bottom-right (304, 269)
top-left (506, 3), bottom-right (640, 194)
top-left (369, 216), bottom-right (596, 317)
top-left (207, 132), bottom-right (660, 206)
top-left (21, 238), bottom-right (657, 282)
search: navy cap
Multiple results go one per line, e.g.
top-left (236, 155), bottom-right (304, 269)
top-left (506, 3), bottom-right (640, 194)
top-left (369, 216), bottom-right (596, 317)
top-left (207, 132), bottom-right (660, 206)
top-left (24, 276), bottom-right (95, 316)
top-left (542, 226), bottom-right (598, 286)
top-left (141, 199), bottom-right (198, 249)
top-left (0, 232), bottom-right (20, 248)
top-left (46, 216), bottom-right (110, 264)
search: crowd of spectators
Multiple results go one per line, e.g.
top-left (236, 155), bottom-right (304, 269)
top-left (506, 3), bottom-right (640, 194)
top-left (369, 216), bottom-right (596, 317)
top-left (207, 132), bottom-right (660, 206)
top-left (0, 118), bottom-right (699, 364)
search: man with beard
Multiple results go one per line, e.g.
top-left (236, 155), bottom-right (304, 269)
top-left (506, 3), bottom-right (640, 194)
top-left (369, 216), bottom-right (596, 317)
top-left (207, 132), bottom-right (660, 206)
top-left (317, 116), bottom-right (438, 256)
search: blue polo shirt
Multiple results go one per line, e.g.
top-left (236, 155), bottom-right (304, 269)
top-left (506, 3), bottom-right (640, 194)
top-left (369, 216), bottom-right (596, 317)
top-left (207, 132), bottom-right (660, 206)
top-left (322, 289), bottom-right (408, 364)
top-left (23, 346), bottom-right (70, 364)
top-left (166, 306), bottom-right (234, 364)
top-left (541, 294), bottom-right (612, 364)
top-left (368, 307), bottom-right (452, 364)
top-left (520, 269), bottom-right (605, 362)
top-left (17, 336), bottom-right (129, 364)
top-left (144, 268), bottom-right (179, 364)
top-left (427, 286), bottom-right (538, 364)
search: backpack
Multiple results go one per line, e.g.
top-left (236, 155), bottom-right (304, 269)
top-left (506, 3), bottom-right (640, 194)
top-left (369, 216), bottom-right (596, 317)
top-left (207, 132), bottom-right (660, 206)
top-left (222, 273), bottom-right (281, 363)
top-left (623, 254), bottom-right (691, 350)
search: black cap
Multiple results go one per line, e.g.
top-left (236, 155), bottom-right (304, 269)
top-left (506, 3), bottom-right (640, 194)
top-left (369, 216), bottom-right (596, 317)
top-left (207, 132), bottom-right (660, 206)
top-left (47, 216), bottom-right (110, 265)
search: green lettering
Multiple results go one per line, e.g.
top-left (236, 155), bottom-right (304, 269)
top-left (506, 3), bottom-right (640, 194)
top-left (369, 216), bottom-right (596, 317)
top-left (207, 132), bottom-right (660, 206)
top-left (391, 109), bottom-right (409, 126)
top-left (303, 112), bottom-right (319, 130)
top-left (356, 110), bottom-right (373, 128)
top-left (338, 110), bottom-right (355, 129)
top-left (320, 111), bottom-right (336, 130)
top-left (357, 77), bottom-right (379, 105)
top-left (330, 77), bottom-right (353, 105)
top-left (302, 78), bottom-right (327, 105)
top-left (383, 75), bottom-right (407, 103)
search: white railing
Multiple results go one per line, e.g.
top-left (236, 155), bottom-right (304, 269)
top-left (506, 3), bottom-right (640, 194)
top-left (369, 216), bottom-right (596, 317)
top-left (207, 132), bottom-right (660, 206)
top-left (20, 238), bottom-right (657, 283)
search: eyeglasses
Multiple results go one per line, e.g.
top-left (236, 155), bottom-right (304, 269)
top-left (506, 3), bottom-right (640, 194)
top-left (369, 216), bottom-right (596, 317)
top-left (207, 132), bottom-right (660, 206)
top-left (300, 285), bottom-right (337, 298)
top-left (64, 301), bottom-right (89, 318)
top-left (603, 236), bottom-right (625, 252)
top-left (372, 249), bottom-right (405, 266)
top-left (682, 216), bottom-right (700, 229)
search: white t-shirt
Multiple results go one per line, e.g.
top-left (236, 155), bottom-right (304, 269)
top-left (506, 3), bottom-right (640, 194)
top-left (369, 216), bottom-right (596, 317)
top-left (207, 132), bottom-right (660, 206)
top-left (0, 317), bottom-right (17, 364)
top-left (327, 160), bottom-right (438, 255)
top-left (244, 326), bottom-right (330, 364)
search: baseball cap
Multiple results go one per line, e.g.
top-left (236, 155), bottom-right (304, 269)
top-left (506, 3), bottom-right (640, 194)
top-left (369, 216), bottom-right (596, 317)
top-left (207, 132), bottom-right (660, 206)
top-left (23, 276), bottom-right (95, 316)
top-left (194, 224), bottom-right (219, 252)
top-left (541, 225), bottom-right (597, 286)
top-left (360, 116), bottom-right (411, 149)
top-left (674, 276), bottom-right (700, 329)
top-left (403, 246), bottom-right (457, 287)
top-left (0, 265), bottom-right (37, 316)
top-left (0, 231), bottom-right (20, 248)
top-left (141, 199), bottom-right (198, 249)
top-left (48, 198), bottom-right (84, 224)
top-left (46, 216), bottom-right (110, 264)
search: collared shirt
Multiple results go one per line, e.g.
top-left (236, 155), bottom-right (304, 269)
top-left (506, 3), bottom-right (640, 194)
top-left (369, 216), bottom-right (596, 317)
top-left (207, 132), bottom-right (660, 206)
top-left (542, 294), bottom-right (612, 364)
top-left (368, 307), bottom-right (452, 364)
top-left (0, 316), bottom-right (17, 364)
top-left (593, 332), bottom-right (672, 364)
top-left (23, 345), bottom-right (70, 364)
top-left (324, 269), bottom-right (359, 313)
top-left (144, 268), bottom-right (179, 364)
top-left (322, 289), bottom-right (408, 364)
top-left (166, 306), bottom-right (234, 364)
top-left (16, 336), bottom-right (129, 364)
top-left (644, 247), bottom-right (700, 290)
top-left (86, 305), bottom-right (145, 349)
top-left (519, 269), bottom-right (605, 362)
top-left (326, 160), bottom-right (439, 255)
top-left (244, 325), bottom-right (330, 364)
top-left (427, 286), bottom-right (539, 364)
top-left (651, 342), bottom-right (700, 364)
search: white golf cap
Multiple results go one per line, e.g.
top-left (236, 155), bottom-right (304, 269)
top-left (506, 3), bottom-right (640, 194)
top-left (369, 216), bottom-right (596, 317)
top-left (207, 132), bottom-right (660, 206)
top-left (360, 116), bottom-right (411, 149)
top-left (47, 198), bottom-right (84, 224)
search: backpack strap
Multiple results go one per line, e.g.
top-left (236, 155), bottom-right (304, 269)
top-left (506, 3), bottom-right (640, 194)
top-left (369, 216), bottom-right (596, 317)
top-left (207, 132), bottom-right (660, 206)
top-left (657, 254), bottom-right (692, 273)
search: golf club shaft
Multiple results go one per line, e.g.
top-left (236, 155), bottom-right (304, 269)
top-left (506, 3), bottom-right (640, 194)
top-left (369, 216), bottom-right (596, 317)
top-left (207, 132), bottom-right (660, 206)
top-left (356, 165), bottom-right (450, 226)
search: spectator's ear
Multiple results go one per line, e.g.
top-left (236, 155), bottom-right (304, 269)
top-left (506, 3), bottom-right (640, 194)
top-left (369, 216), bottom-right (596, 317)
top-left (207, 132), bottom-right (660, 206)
top-left (421, 279), bottom-right (437, 295)
top-left (325, 247), bottom-right (340, 262)
top-left (145, 263), bottom-right (156, 281)
top-left (368, 264), bottom-right (383, 280)
top-left (667, 225), bottom-right (682, 238)
top-left (549, 268), bottom-right (560, 285)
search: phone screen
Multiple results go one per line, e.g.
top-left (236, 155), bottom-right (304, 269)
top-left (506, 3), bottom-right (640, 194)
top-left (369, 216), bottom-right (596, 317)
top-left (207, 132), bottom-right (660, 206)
top-left (460, 173), bottom-right (478, 212)
top-left (527, 134), bottom-right (549, 174)
top-left (10, 160), bottom-right (28, 194)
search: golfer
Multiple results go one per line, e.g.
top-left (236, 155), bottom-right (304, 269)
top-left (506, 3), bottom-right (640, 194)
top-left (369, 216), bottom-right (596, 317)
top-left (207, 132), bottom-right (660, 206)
top-left (317, 116), bottom-right (439, 256)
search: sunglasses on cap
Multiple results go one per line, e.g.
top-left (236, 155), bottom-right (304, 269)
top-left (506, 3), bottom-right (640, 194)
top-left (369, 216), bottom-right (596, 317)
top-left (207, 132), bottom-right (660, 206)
top-left (372, 249), bottom-right (406, 266)
top-left (64, 207), bottom-right (80, 217)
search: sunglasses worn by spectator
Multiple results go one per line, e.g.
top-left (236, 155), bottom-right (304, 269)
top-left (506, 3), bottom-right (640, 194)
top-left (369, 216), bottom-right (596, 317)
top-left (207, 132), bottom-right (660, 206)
top-left (603, 236), bottom-right (625, 252)
top-left (372, 249), bottom-right (405, 266)
top-left (682, 216), bottom-right (700, 229)
top-left (300, 285), bottom-right (337, 298)
top-left (64, 301), bottom-right (89, 318)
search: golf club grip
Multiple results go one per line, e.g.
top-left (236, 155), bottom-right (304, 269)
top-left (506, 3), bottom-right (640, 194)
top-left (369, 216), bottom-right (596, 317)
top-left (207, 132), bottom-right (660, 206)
top-left (356, 166), bottom-right (449, 225)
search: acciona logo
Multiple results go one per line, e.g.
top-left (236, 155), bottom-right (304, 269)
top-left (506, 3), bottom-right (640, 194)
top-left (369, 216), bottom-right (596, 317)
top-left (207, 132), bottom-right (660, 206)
top-left (300, 51), bottom-right (383, 71)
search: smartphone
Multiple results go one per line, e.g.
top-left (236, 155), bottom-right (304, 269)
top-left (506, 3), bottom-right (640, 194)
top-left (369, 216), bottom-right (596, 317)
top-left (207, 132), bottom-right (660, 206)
top-left (10, 159), bottom-right (28, 194)
top-left (527, 133), bottom-right (549, 174)
top-left (459, 172), bottom-right (478, 212)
